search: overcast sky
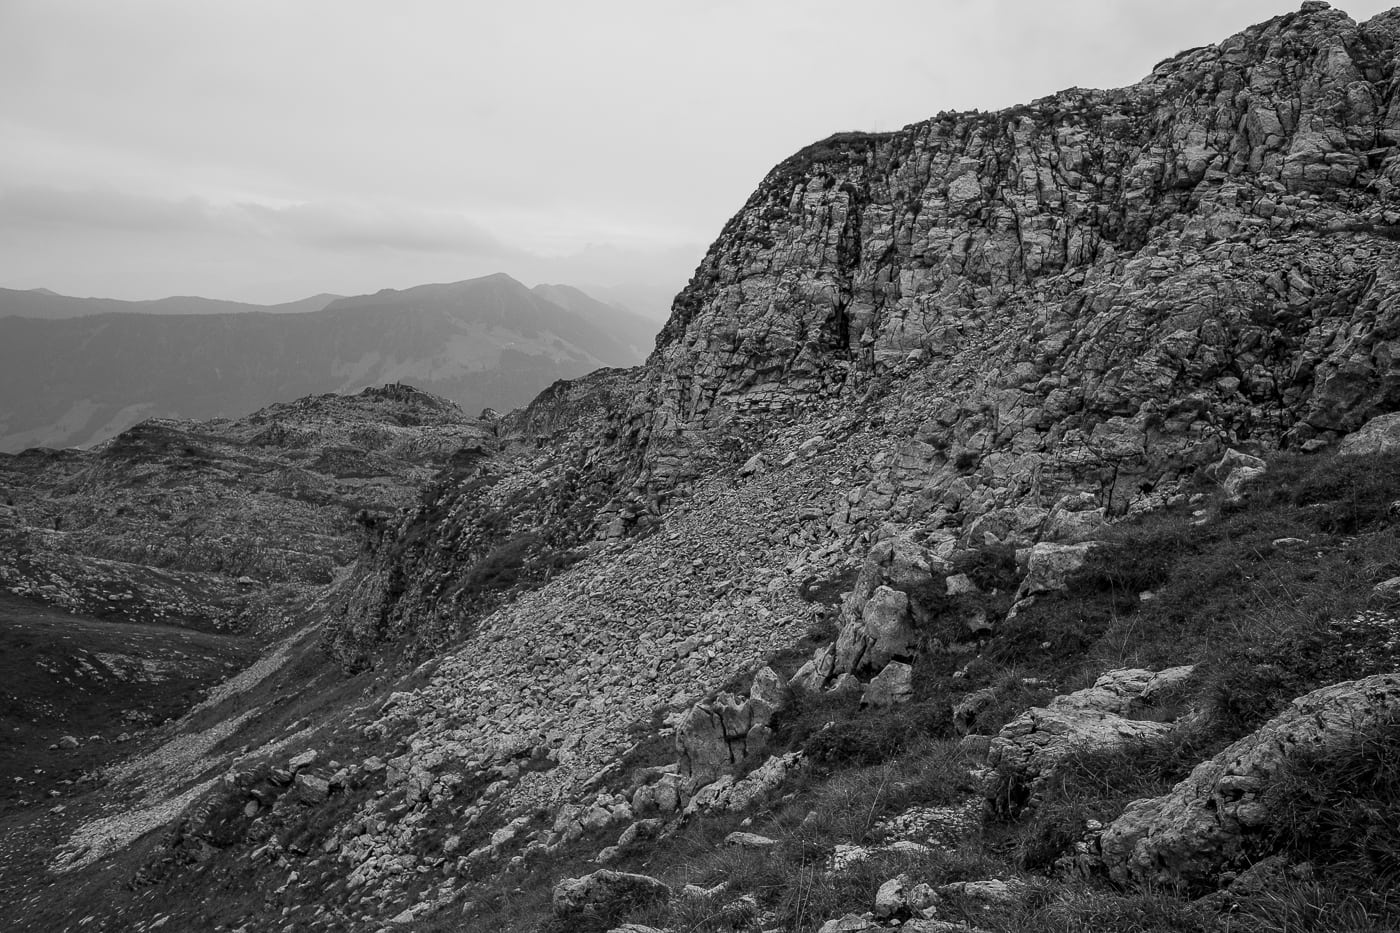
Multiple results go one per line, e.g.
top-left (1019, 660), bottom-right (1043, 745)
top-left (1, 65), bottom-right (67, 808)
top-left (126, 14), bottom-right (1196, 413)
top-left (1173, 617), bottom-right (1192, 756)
top-left (1, 1), bottom-right (1394, 313)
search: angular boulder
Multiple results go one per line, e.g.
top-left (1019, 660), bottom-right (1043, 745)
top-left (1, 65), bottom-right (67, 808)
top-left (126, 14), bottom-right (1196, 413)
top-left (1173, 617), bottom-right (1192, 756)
top-left (862, 661), bottom-right (914, 708)
top-left (1016, 542), bottom-right (1096, 597)
top-left (1098, 673), bottom-right (1400, 887)
top-left (985, 667), bottom-right (1193, 812)
top-left (1338, 411), bottom-right (1400, 457)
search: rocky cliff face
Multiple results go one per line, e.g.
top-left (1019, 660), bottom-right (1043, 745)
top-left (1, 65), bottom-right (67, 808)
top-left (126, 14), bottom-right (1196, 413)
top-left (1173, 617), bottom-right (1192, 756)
top-left (635, 0), bottom-right (1400, 519)
top-left (329, 2), bottom-right (1400, 665)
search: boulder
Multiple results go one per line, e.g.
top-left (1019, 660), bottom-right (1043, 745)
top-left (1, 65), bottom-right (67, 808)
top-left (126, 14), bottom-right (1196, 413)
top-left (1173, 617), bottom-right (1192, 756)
top-left (834, 585), bottom-right (916, 674)
top-left (684, 752), bottom-right (803, 815)
top-left (862, 661), bottom-right (914, 708)
top-left (552, 869), bottom-right (671, 920)
top-left (294, 773), bottom-right (330, 803)
top-left (1338, 411), bottom-right (1400, 457)
top-left (1098, 673), bottom-right (1400, 887)
top-left (986, 667), bottom-right (1193, 812)
top-left (952, 686), bottom-right (999, 735)
top-left (874, 874), bottom-right (909, 918)
top-left (1016, 542), bottom-right (1095, 597)
top-left (1213, 448), bottom-right (1267, 499)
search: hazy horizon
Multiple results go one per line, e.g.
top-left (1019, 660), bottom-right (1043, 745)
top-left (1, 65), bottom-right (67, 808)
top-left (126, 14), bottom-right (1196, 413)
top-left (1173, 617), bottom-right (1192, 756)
top-left (3, 0), bottom-right (1395, 310)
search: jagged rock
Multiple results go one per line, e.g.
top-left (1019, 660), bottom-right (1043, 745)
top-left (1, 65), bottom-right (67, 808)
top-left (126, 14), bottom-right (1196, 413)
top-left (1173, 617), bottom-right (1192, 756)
top-left (616, 818), bottom-right (663, 848)
top-left (739, 453), bottom-right (767, 476)
top-left (902, 921), bottom-right (994, 933)
top-left (1098, 673), bottom-right (1400, 887)
top-left (945, 573), bottom-right (979, 597)
top-left (809, 535), bottom-right (943, 687)
top-left (874, 874), bottom-right (909, 918)
top-left (1214, 449), bottom-right (1268, 499)
top-left (685, 752), bottom-right (803, 816)
top-left (861, 661), bottom-right (914, 708)
top-left (293, 773), bottom-right (329, 803)
top-left (1016, 542), bottom-right (1096, 597)
top-left (552, 870), bottom-right (672, 920)
top-left (986, 667), bottom-right (1194, 812)
top-left (676, 667), bottom-right (787, 792)
top-left (57, 735), bottom-right (80, 750)
top-left (1338, 411), bottom-right (1400, 456)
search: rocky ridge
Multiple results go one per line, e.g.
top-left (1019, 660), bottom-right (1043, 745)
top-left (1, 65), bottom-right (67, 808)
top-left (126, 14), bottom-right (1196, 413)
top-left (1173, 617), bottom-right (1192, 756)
top-left (0, 383), bottom-right (487, 632)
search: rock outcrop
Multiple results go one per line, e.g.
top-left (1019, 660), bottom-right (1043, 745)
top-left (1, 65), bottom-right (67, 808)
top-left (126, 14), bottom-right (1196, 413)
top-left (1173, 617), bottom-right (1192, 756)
top-left (1338, 410), bottom-right (1400, 455)
top-left (1097, 672), bottom-right (1400, 887)
top-left (676, 666), bottom-right (788, 792)
top-left (985, 667), bottom-right (1195, 812)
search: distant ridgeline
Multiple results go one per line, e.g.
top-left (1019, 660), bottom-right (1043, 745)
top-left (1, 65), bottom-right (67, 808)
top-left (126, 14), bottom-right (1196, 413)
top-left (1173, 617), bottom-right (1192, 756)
top-left (0, 274), bottom-right (657, 452)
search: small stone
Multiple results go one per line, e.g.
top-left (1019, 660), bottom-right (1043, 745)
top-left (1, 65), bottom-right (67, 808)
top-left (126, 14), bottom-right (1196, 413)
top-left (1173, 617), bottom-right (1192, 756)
top-left (723, 831), bottom-right (777, 848)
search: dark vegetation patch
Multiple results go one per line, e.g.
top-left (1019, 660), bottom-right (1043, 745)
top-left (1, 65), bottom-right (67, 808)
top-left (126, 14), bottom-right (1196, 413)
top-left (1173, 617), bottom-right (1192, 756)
top-left (0, 592), bottom-right (253, 816)
top-left (988, 451), bottom-right (1400, 727)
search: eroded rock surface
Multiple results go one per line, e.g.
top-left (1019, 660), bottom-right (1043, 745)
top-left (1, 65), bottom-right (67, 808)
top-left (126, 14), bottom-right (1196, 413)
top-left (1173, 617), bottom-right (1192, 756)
top-left (1098, 672), bottom-right (1400, 887)
top-left (985, 667), bottom-right (1195, 812)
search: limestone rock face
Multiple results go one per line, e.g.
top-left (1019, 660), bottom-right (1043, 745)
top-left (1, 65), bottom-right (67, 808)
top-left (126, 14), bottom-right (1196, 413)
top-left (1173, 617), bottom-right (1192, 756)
top-left (629, 1), bottom-right (1400, 543)
top-left (986, 667), bottom-right (1195, 812)
top-left (1098, 673), bottom-right (1400, 887)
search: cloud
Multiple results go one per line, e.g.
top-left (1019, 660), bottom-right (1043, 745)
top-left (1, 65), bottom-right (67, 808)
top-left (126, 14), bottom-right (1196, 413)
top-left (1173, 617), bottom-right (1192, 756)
top-left (0, 184), bottom-right (513, 257)
top-left (239, 200), bottom-right (515, 256)
top-left (0, 186), bottom-right (214, 233)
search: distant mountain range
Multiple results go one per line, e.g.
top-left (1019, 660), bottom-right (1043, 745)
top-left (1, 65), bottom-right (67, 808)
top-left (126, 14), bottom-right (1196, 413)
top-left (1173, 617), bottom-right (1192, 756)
top-left (0, 286), bottom-right (342, 319)
top-left (0, 274), bottom-right (659, 452)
